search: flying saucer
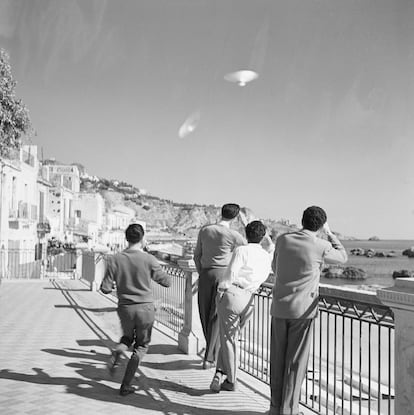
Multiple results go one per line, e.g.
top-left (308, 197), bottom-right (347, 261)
top-left (224, 70), bottom-right (259, 87)
top-left (178, 111), bottom-right (201, 138)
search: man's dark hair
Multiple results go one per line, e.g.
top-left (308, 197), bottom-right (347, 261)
top-left (125, 223), bottom-right (145, 244)
top-left (221, 203), bottom-right (240, 220)
top-left (246, 220), bottom-right (267, 243)
top-left (302, 206), bottom-right (327, 232)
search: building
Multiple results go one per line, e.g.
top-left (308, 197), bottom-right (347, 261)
top-left (0, 145), bottom-right (42, 251)
top-left (0, 145), bottom-right (52, 278)
top-left (101, 205), bottom-right (143, 248)
top-left (69, 192), bottom-right (105, 245)
top-left (41, 164), bottom-right (80, 241)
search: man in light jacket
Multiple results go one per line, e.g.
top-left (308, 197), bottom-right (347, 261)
top-left (268, 206), bottom-right (347, 415)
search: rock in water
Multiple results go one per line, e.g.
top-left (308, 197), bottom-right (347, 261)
top-left (392, 270), bottom-right (414, 279)
top-left (322, 267), bottom-right (344, 278)
top-left (342, 267), bottom-right (367, 280)
top-left (402, 247), bottom-right (414, 258)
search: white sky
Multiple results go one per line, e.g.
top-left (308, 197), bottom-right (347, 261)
top-left (2, 0), bottom-right (414, 238)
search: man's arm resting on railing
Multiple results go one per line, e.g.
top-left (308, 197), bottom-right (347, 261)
top-left (151, 257), bottom-right (172, 287)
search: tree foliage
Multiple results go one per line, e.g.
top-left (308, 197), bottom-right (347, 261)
top-left (0, 48), bottom-right (32, 158)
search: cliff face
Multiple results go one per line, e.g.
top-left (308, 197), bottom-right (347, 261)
top-left (80, 175), bottom-right (298, 238)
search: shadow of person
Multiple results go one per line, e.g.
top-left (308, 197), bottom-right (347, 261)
top-left (135, 370), bottom-right (211, 397)
top-left (0, 367), bottom-right (265, 415)
top-left (146, 343), bottom-right (182, 355)
top-left (42, 348), bottom-right (109, 363)
top-left (54, 304), bottom-right (117, 313)
top-left (142, 359), bottom-right (202, 371)
top-left (43, 287), bottom-right (90, 292)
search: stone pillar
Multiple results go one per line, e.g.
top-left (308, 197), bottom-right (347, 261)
top-left (177, 263), bottom-right (205, 355)
top-left (377, 278), bottom-right (414, 415)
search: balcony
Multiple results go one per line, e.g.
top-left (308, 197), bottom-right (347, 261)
top-left (8, 202), bottom-right (37, 229)
top-left (77, 254), bottom-right (413, 415)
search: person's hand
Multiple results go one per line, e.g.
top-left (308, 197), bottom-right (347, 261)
top-left (239, 210), bottom-right (248, 227)
top-left (323, 222), bottom-right (333, 236)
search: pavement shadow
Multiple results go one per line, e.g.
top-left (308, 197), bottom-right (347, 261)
top-left (77, 339), bottom-right (113, 348)
top-left (42, 348), bottom-right (109, 363)
top-left (54, 304), bottom-right (117, 312)
top-left (44, 287), bottom-right (90, 292)
top-left (0, 367), bottom-right (266, 414)
top-left (146, 343), bottom-right (183, 355)
top-left (142, 359), bottom-right (203, 371)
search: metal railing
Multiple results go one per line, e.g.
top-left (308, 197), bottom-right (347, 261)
top-left (0, 248), bottom-right (78, 279)
top-left (239, 283), bottom-right (395, 415)
top-left (0, 249), bottom-right (41, 279)
top-left (153, 264), bottom-right (186, 335)
top-left (75, 254), bottom-right (395, 415)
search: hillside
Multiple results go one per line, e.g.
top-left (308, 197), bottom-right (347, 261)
top-left (80, 173), bottom-right (298, 238)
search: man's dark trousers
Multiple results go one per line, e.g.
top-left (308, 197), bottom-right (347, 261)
top-left (269, 317), bottom-right (314, 415)
top-left (117, 303), bottom-right (155, 386)
top-left (197, 268), bottom-right (226, 364)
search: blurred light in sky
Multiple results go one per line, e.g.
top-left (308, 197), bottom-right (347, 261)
top-left (224, 70), bottom-right (259, 87)
top-left (178, 110), bottom-right (201, 138)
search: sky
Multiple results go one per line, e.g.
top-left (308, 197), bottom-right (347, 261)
top-left (1, 0), bottom-right (414, 239)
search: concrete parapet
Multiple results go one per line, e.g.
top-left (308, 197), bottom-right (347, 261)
top-left (81, 251), bottom-right (107, 291)
top-left (378, 278), bottom-right (414, 415)
top-left (177, 264), bottom-right (205, 355)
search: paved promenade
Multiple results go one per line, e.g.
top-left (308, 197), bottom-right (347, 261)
top-left (0, 278), bottom-right (273, 415)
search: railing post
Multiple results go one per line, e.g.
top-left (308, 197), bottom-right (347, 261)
top-left (80, 250), bottom-right (108, 291)
top-left (74, 249), bottom-right (83, 279)
top-left (177, 262), bottom-right (205, 355)
top-left (378, 278), bottom-right (414, 415)
top-left (91, 252), bottom-right (106, 291)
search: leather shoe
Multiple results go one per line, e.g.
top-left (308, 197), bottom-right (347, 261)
top-left (220, 379), bottom-right (237, 391)
top-left (119, 385), bottom-right (137, 396)
top-left (202, 360), bottom-right (215, 370)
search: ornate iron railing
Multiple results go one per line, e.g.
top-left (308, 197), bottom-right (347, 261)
top-left (153, 264), bottom-right (186, 334)
top-left (77, 254), bottom-right (395, 415)
top-left (239, 283), bottom-right (395, 415)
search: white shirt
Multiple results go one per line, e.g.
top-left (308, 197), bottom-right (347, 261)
top-left (218, 243), bottom-right (273, 293)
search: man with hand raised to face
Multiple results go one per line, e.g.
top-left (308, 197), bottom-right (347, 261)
top-left (268, 206), bottom-right (347, 415)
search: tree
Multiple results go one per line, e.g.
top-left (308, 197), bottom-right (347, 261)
top-left (0, 48), bottom-right (32, 158)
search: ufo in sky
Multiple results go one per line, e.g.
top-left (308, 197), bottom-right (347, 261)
top-left (178, 110), bottom-right (201, 138)
top-left (224, 70), bottom-right (259, 86)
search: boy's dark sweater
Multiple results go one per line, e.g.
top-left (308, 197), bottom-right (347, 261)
top-left (100, 248), bottom-right (171, 305)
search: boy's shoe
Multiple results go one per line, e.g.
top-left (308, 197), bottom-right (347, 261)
top-left (108, 350), bottom-right (121, 375)
top-left (209, 372), bottom-right (223, 393)
top-left (220, 379), bottom-right (237, 391)
top-left (119, 384), bottom-right (137, 396)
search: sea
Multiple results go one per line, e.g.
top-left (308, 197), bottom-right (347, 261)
top-left (320, 239), bottom-right (414, 290)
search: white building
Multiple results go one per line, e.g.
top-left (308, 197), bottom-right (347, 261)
top-left (41, 164), bottom-right (80, 241)
top-left (0, 145), bottom-right (53, 278)
top-left (69, 192), bottom-right (105, 245)
top-left (0, 145), bottom-right (42, 251)
top-left (101, 205), bottom-right (145, 248)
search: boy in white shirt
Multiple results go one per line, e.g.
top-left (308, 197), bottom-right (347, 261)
top-left (210, 220), bottom-right (273, 392)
